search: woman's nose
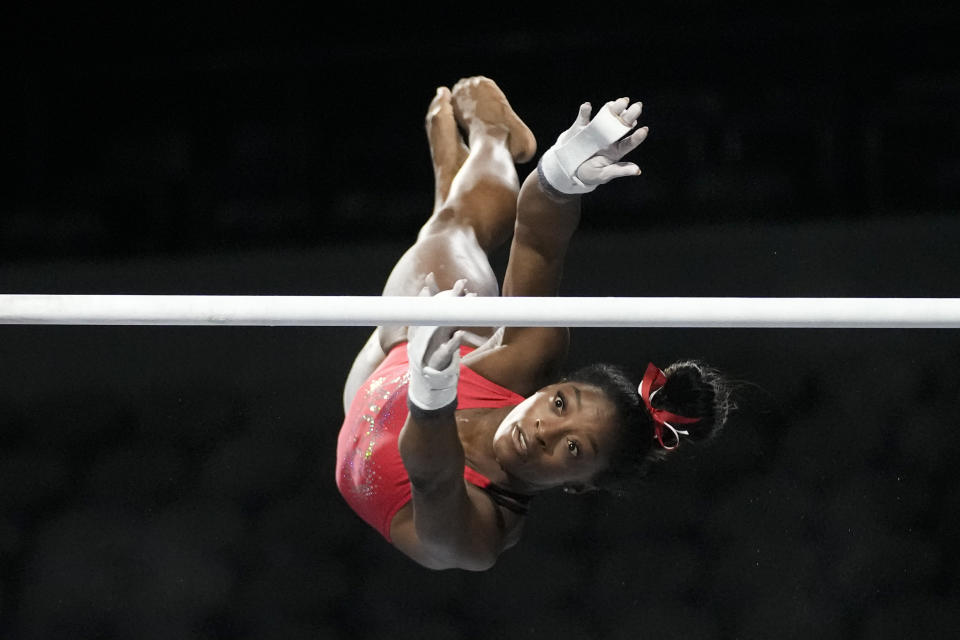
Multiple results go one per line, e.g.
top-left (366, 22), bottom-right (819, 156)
top-left (534, 418), bottom-right (554, 449)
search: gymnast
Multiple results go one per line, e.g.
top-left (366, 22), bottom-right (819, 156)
top-left (337, 76), bottom-right (733, 570)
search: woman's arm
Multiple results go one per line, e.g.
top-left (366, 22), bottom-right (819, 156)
top-left (468, 98), bottom-right (648, 393)
top-left (395, 410), bottom-right (510, 570)
top-left (392, 282), bottom-right (516, 570)
top-left (501, 171), bottom-right (582, 298)
top-left (504, 98), bottom-right (648, 298)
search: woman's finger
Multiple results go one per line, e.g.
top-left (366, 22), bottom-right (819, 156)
top-left (605, 97), bottom-right (630, 117)
top-left (596, 162), bottom-right (641, 183)
top-left (619, 101), bottom-right (643, 126)
top-left (611, 126), bottom-right (649, 160)
top-left (424, 272), bottom-right (439, 295)
top-left (574, 102), bottom-right (592, 127)
top-left (427, 330), bottom-right (464, 370)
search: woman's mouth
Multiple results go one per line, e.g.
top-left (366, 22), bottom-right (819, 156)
top-left (512, 423), bottom-right (528, 456)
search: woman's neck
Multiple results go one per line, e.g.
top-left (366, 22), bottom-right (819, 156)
top-left (456, 406), bottom-right (514, 487)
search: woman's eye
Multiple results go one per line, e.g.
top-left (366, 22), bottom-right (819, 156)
top-left (554, 394), bottom-right (564, 410)
top-left (567, 440), bottom-right (580, 457)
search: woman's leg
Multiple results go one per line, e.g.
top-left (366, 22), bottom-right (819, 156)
top-left (427, 86), bottom-right (470, 214)
top-left (343, 77), bottom-right (535, 412)
top-left (380, 76), bottom-right (535, 324)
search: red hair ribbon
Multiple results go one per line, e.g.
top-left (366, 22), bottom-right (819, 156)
top-left (639, 363), bottom-right (702, 451)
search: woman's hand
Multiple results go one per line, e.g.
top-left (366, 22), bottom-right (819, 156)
top-left (575, 99), bottom-right (648, 187)
top-left (406, 276), bottom-right (468, 413)
top-left (539, 97), bottom-right (648, 195)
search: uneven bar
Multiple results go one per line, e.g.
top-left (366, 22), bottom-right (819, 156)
top-left (2, 295), bottom-right (960, 328)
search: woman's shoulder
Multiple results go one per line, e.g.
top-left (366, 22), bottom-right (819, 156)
top-left (461, 327), bottom-right (505, 358)
top-left (462, 326), bottom-right (568, 396)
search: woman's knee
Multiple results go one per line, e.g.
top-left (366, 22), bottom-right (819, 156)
top-left (382, 226), bottom-right (499, 298)
top-left (417, 206), bottom-right (459, 241)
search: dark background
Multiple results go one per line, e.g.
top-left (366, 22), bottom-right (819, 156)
top-left (3, 3), bottom-right (960, 639)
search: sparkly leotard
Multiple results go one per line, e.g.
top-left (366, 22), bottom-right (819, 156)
top-left (336, 342), bottom-right (529, 542)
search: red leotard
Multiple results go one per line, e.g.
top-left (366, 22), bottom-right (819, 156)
top-left (336, 342), bottom-right (527, 541)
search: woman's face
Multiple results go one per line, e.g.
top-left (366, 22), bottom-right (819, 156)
top-left (492, 382), bottom-right (619, 493)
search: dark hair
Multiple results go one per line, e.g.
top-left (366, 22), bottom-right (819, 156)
top-left (564, 360), bottom-right (735, 493)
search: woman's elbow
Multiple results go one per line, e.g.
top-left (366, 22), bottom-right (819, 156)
top-left (419, 542), bottom-right (499, 572)
top-left (460, 551), bottom-right (499, 572)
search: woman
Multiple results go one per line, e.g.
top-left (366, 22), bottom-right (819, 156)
top-left (337, 77), bottom-right (733, 571)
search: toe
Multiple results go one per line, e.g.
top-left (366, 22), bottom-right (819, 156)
top-left (426, 86), bottom-right (453, 120)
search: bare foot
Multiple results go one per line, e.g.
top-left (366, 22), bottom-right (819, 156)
top-left (425, 87), bottom-right (470, 209)
top-left (451, 76), bottom-right (537, 164)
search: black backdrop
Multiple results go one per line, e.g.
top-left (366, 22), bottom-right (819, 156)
top-left (3, 4), bottom-right (960, 639)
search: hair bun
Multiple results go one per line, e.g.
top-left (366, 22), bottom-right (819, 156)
top-left (656, 360), bottom-right (734, 443)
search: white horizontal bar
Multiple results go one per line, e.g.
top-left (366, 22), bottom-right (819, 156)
top-left (1, 295), bottom-right (960, 328)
